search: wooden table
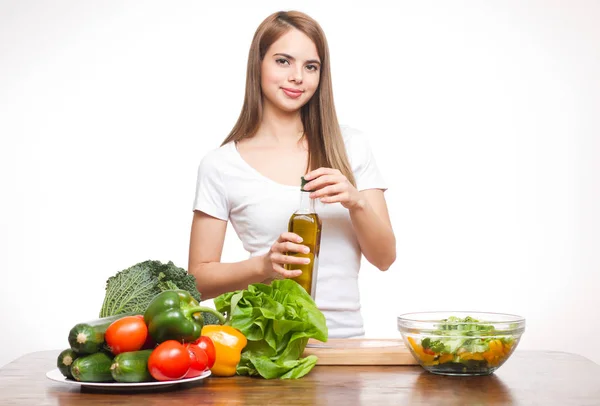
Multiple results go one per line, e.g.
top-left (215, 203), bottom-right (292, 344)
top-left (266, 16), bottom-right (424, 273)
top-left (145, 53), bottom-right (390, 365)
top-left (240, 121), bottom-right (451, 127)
top-left (1, 350), bottom-right (599, 405)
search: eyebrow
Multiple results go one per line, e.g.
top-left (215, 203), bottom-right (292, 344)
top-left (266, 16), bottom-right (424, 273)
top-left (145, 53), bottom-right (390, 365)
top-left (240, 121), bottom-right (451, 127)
top-left (273, 53), bottom-right (321, 65)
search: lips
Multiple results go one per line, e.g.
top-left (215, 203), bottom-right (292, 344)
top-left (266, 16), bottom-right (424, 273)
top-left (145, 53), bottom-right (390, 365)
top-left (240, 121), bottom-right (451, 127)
top-left (281, 87), bottom-right (303, 99)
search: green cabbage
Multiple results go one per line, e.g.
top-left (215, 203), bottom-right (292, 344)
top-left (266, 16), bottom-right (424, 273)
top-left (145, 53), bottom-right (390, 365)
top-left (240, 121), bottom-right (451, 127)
top-left (99, 260), bottom-right (202, 317)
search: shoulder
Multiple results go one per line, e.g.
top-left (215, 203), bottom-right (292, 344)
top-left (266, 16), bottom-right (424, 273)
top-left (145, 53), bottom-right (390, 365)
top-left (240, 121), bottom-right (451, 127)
top-left (340, 125), bottom-right (372, 152)
top-left (338, 125), bottom-right (386, 189)
top-left (198, 142), bottom-right (235, 169)
top-left (339, 125), bottom-right (373, 162)
top-left (195, 142), bottom-right (239, 184)
top-left (340, 124), bottom-right (365, 143)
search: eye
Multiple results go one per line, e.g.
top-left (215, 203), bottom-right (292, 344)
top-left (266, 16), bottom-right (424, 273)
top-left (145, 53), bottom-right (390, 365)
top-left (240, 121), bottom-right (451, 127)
top-left (276, 58), bottom-right (290, 65)
top-left (306, 64), bottom-right (319, 72)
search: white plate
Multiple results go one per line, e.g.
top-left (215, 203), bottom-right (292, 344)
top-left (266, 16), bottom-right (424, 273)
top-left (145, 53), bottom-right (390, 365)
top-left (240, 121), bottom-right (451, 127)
top-left (46, 368), bottom-right (211, 391)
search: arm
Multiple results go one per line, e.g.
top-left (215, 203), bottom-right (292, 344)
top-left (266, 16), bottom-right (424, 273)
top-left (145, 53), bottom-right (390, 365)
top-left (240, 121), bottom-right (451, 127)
top-left (304, 169), bottom-right (396, 271)
top-left (347, 189), bottom-right (396, 271)
top-left (188, 211), bottom-right (266, 299)
top-left (188, 211), bottom-right (313, 299)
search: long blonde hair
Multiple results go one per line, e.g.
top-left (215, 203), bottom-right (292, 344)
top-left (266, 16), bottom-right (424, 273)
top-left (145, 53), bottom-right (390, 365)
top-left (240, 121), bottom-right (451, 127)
top-left (221, 10), bottom-right (356, 187)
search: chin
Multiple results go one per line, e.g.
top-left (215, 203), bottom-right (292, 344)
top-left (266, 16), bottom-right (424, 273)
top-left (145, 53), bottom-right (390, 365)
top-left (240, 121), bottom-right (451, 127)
top-left (278, 98), bottom-right (309, 113)
top-left (278, 105), bottom-right (302, 113)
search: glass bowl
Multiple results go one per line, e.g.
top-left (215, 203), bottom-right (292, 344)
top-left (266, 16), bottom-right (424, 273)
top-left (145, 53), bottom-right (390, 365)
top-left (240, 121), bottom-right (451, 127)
top-left (397, 311), bottom-right (525, 376)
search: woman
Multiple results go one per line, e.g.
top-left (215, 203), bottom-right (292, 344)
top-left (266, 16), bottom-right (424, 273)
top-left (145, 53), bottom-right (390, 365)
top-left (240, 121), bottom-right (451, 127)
top-left (188, 10), bottom-right (396, 338)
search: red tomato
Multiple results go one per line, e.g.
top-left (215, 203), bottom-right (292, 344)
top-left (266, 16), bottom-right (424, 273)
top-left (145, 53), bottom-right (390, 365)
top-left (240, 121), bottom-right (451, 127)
top-left (192, 336), bottom-right (216, 369)
top-left (184, 344), bottom-right (209, 378)
top-left (133, 314), bottom-right (157, 350)
top-left (105, 315), bottom-right (148, 355)
top-left (423, 348), bottom-right (436, 355)
top-left (148, 340), bottom-right (191, 381)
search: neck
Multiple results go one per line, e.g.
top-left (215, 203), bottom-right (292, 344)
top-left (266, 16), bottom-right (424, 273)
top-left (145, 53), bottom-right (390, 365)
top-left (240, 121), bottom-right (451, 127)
top-left (258, 98), bottom-right (304, 144)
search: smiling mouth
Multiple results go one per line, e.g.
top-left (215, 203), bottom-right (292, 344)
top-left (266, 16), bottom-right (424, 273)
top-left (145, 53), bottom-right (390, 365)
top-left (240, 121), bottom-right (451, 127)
top-left (282, 88), bottom-right (303, 98)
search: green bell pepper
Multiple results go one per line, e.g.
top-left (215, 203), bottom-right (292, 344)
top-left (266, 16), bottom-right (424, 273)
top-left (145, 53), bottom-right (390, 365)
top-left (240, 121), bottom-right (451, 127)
top-left (144, 290), bottom-right (218, 343)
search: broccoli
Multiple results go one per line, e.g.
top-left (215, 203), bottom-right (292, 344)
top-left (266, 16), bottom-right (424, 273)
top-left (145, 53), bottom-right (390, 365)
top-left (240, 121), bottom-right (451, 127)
top-left (153, 260), bottom-right (202, 303)
top-left (99, 260), bottom-right (203, 317)
top-left (202, 311), bottom-right (224, 325)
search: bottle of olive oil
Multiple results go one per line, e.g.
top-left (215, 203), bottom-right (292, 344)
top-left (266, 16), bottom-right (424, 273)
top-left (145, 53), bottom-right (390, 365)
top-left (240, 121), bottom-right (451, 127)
top-left (285, 176), bottom-right (322, 298)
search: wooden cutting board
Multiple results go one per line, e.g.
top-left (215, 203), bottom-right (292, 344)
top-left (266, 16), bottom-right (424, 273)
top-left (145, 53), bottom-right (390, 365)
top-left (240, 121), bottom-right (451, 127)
top-left (302, 338), bottom-right (418, 365)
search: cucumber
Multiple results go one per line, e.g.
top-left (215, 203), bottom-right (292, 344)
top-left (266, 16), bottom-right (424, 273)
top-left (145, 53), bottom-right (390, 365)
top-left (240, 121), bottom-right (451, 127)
top-left (68, 313), bottom-right (138, 354)
top-left (71, 352), bottom-right (114, 382)
top-left (110, 349), bottom-right (154, 383)
top-left (57, 348), bottom-right (79, 379)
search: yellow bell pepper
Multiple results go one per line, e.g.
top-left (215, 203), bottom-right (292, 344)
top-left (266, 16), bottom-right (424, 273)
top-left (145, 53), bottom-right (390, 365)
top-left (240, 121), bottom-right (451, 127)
top-left (407, 337), bottom-right (437, 365)
top-left (438, 353), bottom-right (454, 364)
top-left (201, 325), bottom-right (247, 377)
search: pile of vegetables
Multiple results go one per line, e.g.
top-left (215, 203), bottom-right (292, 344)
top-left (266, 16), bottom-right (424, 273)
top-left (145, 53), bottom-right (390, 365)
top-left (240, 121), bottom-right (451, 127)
top-left (57, 260), bottom-right (328, 383)
top-left (59, 289), bottom-right (229, 383)
top-left (406, 316), bottom-right (516, 373)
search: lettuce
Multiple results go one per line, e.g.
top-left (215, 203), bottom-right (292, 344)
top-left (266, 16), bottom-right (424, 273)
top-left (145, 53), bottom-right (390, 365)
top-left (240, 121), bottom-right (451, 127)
top-left (214, 279), bottom-right (328, 379)
top-left (426, 316), bottom-right (502, 354)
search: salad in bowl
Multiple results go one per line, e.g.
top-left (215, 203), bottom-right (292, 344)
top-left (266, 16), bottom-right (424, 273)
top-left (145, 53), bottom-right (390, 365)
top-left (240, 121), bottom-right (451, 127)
top-left (397, 311), bottom-right (525, 376)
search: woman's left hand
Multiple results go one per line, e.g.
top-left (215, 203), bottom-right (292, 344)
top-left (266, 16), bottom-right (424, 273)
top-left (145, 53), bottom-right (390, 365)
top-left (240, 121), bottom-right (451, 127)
top-left (304, 168), bottom-right (363, 210)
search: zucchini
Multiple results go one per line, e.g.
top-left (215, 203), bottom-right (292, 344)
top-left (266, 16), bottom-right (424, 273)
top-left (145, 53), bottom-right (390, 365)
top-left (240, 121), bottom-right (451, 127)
top-left (71, 352), bottom-right (114, 382)
top-left (57, 348), bottom-right (78, 379)
top-left (68, 313), bottom-right (137, 354)
top-left (110, 349), bottom-right (154, 383)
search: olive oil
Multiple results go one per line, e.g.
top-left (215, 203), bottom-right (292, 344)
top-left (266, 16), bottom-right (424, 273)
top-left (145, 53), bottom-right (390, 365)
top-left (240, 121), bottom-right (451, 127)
top-left (285, 177), bottom-right (322, 298)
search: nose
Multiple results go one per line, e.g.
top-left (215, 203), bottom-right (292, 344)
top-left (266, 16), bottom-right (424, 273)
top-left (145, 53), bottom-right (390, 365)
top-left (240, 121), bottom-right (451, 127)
top-left (288, 67), bottom-right (303, 84)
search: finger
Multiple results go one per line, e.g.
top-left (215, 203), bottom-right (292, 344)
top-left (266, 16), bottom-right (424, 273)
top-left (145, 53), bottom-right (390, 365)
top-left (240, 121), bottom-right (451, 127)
top-left (272, 263), bottom-right (303, 278)
top-left (274, 241), bottom-right (310, 254)
top-left (304, 167), bottom-right (338, 181)
top-left (278, 232), bottom-right (304, 243)
top-left (305, 174), bottom-right (344, 192)
top-left (319, 191), bottom-right (349, 204)
top-left (310, 183), bottom-right (343, 199)
top-left (271, 252), bottom-right (312, 265)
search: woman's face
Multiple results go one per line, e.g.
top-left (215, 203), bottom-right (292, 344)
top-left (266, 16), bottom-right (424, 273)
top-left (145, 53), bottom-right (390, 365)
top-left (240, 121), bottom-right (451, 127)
top-left (260, 28), bottom-right (321, 114)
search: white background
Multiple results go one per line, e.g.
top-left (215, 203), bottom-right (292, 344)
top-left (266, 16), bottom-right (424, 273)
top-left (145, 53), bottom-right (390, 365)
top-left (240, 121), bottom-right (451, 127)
top-left (1, 1), bottom-right (599, 368)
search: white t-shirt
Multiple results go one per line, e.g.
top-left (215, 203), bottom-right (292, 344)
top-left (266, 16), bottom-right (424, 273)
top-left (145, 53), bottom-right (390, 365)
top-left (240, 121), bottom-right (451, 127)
top-left (192, 126), bottom-right (387, 338)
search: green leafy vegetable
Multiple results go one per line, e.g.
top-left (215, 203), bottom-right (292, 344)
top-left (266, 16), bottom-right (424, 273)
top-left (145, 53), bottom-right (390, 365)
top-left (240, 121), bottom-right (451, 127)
top-left (421, 337), bottom-right (445, 353)
top-left (214, 279), bottom-right (328, 379)
top-left (425, 316), bottom-right (509, 355)
top-left (99, 260), bottom-right (202, 317)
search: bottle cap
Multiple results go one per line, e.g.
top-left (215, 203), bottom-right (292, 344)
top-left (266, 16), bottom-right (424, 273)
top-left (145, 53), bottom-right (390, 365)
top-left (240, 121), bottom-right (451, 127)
top-left (301, 176), bottom-right (308, 191)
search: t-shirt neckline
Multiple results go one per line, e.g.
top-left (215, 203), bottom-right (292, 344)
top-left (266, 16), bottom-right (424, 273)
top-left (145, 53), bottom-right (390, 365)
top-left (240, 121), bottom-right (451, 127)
top-left (228, 141), bottom-right (300, 190)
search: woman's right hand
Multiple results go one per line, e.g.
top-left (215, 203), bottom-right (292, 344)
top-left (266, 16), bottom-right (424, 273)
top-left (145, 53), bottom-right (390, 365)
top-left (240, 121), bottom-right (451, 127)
top-left (261, 232), bottom-right (311, 279)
